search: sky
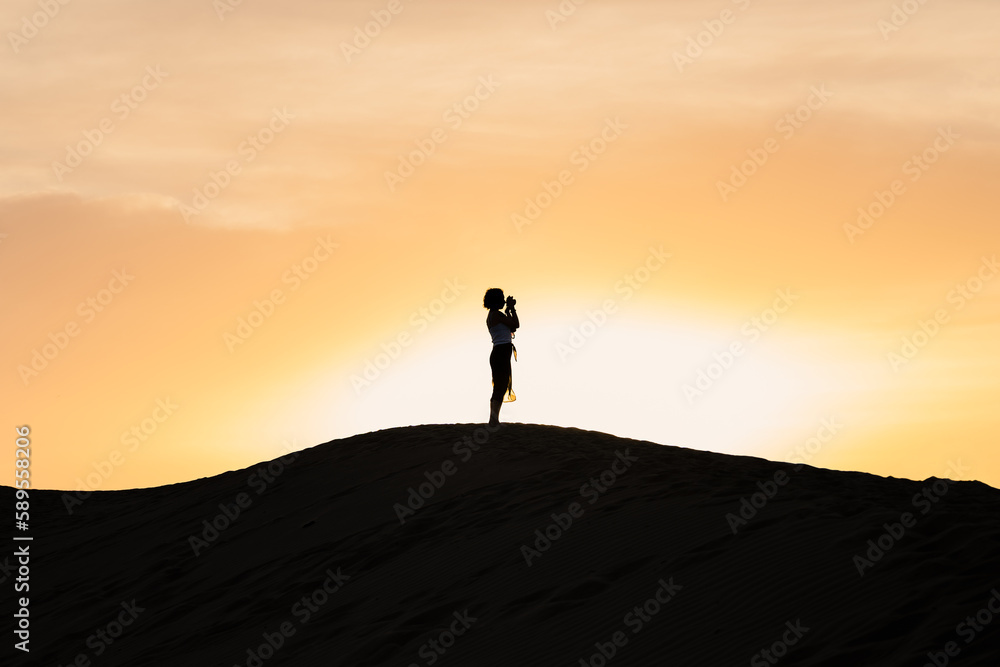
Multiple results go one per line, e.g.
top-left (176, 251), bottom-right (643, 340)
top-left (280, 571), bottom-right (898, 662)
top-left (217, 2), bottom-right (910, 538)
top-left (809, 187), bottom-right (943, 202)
top-left (3, 0), bottom-right (999, 491)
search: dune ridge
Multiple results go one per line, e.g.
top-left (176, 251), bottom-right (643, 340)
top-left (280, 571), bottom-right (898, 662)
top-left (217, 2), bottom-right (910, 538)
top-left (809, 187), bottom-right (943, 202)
top-left (6, 423), bottom-right (1000, 666)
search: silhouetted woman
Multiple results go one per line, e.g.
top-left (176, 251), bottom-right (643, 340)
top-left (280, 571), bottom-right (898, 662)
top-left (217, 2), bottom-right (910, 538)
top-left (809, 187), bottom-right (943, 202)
top-left (484, 288), bottom-right (519, 426)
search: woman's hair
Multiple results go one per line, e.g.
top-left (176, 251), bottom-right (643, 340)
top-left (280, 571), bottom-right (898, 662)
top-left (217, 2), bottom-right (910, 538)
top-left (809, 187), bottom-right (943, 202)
top-left (483, 288), bottom-right (505, 310)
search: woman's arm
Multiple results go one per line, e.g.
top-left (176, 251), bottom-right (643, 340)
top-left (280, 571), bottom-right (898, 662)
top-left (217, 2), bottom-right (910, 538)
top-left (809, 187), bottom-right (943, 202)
top-left (506, 307), bottom-right (519, 333)
top-left (491, 309), bottom-right (519, 331)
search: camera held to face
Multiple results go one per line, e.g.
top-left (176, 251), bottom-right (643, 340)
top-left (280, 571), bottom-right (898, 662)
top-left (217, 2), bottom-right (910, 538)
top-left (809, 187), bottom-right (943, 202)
top-left (506, 296), bottom-right (516, 309)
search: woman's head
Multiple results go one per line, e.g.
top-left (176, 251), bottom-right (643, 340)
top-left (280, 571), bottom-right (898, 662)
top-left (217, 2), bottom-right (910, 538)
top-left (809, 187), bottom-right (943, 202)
top-left (483, 288), bottom-right (505, 310)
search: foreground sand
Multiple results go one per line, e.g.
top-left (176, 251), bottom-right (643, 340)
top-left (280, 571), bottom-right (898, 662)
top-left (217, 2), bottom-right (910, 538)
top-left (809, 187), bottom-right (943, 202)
top-left (6, 423), bottom-right (1000, 666)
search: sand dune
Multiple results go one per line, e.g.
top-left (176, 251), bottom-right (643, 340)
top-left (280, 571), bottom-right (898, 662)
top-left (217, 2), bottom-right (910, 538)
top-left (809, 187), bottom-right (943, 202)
top-left (6, 423), bottom-right (1000, 666)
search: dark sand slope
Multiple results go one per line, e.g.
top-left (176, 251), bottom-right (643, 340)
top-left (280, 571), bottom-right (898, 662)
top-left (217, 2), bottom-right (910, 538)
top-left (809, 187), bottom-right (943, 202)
top-left (6, 424), bottom-right (1000, 666)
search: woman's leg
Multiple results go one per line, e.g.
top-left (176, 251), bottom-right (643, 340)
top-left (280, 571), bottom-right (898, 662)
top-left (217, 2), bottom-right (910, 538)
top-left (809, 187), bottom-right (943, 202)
top-left (489, 344), bottom-right (511, 424)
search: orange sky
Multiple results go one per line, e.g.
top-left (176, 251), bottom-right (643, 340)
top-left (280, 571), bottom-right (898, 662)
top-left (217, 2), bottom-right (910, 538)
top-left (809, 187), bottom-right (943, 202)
top-left (3, 0), bottom-right (999, 491)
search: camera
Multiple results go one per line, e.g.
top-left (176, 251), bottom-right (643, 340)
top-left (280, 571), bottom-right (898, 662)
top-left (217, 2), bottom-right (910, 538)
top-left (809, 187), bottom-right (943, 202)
top-left (506, 295), bottom-right (516, 309)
